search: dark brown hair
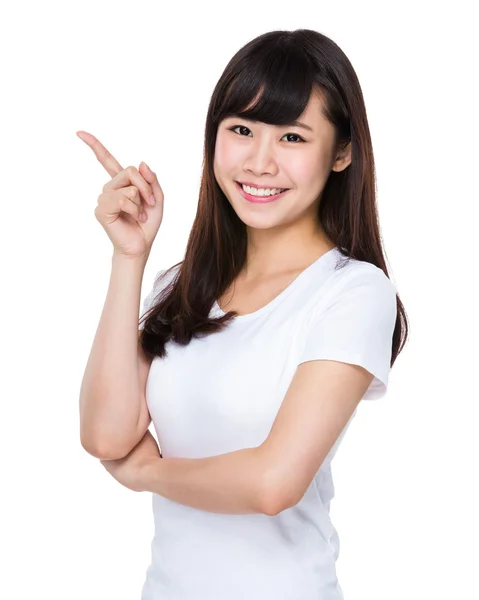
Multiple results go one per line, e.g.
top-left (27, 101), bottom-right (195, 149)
top-left (139, 28), bottom-right (409, 366)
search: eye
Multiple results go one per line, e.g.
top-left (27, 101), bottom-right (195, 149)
top-left (228, 125), bottom-right (305, 143)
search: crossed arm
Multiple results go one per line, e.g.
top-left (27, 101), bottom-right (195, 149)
top-left (100, 359), bottom-right (373, 516)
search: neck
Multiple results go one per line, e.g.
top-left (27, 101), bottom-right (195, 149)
top-left (242, 225), bottom-right (335, 281)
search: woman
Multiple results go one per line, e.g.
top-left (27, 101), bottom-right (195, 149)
top-left (79, 28), bottom-right (408, 600)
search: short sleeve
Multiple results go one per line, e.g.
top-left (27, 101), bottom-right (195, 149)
top-left (138, 268), bottom-right (168, 331)
top-left (298, 268), bottom-right (397, 400)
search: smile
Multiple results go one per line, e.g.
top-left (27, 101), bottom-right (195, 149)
top-left (235, 181), bottom-right (290, 203)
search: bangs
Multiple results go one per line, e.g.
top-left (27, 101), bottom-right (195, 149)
top-left (217, 39), bottom-right (317, 127)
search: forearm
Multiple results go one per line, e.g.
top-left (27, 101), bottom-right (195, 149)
top-left (139, 447), bottom-right (273, 515)
top-left (80, 252), bottom-right (148, 455)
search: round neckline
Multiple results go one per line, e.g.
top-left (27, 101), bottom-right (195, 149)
top-left (212, 246), bottom-right (340, 322)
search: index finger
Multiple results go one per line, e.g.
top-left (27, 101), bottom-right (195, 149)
top-left (76, 130), bottom-right (123, 178)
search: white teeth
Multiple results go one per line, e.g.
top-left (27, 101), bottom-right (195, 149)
top-left (241, 184), bottom-right (285, 196)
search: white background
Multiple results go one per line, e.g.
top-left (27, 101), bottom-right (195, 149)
top-left (1, 1), bottom-right (478, 598)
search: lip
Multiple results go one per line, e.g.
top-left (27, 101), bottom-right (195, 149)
top-left (235, 181), bottom-right (290, 204)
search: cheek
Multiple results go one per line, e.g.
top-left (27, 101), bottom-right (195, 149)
top-left (286, 152), bottom-right (329, 185)
top-left (214, 134), bottom-right (239, 172)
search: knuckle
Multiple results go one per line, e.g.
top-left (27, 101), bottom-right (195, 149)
top-left (125, 186), bottom-right (140, 205)
top-left (126, 165), bottom-right (137, 177)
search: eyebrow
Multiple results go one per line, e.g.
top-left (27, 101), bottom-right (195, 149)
top-left (283, 120), bottom-right (314, 133)
top-left (228, 116), bottom-right (314, 133)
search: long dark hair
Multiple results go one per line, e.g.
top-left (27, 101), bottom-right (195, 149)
top-left (139, 28), bottom-right (409, 366)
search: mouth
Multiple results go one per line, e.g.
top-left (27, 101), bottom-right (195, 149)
top-left (235, 181), bottom-right (290, 203)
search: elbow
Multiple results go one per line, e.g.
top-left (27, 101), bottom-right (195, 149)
top-left (257, 461), bottom-right (294, 516)
top-left (80, 433), bottom-right (131, 461)
top-left (256, 444), bottom-right (297, 516)
top-left (261, 485), bottom-right (294, 516)
top-left (79, 417), bottom-right (139, 460)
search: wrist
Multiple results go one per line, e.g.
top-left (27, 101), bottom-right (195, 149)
top-left (137, 456), bottom-right (160, 493)
top-left (112, 251), bottom-right (149, 267)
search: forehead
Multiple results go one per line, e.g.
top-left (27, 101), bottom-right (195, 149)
top-left (224, 90), bottom-right (327, 131)
top-left (294, 92), bottom-right (327, 126)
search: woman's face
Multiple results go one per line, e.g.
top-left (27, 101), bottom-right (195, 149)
top-left (213, 91), bottom-right (351, 231)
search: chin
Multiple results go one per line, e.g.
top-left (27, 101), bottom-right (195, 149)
top-left (234, 208), bottom-right (283, 229)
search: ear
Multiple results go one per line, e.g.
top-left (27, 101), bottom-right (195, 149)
top-left (331, 141), bottom-right (352, 172)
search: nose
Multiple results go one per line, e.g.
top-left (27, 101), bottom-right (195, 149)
top-left (243, 138), bottom-right (279, 178)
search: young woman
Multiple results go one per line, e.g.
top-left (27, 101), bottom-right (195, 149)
top-left (79, 28), bottom-right (408, 600)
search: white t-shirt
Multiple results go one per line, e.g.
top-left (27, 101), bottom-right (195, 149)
top-left (138, 246), bottom-right (397, 600)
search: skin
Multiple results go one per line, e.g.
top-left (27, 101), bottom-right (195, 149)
top-left (76, 131), bottom-right (164, 487)
top-left (213, 89), bottom-right (352, 283)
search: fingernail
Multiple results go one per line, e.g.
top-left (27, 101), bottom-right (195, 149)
top-left (149, 194), bottom-right (155, 205)
top-left (144, 162), bottom-right (152, 172)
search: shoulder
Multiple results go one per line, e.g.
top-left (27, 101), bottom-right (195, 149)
top-left (330, 254), bottom-right (397, 297)
top-left (307, 254), bottom-right (397, 324)
top-left (143, 263), bottom-right (182, 313)
top-left (151, 262), bottom-right (182, 293)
